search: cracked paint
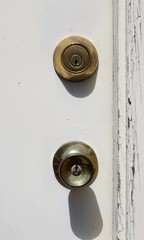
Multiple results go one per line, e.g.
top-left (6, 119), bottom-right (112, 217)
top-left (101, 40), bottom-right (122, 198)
top-left (126, 0), bottom-right (144, 239)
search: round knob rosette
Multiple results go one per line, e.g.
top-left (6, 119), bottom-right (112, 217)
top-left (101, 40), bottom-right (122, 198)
top-left (53, 141), bottom-right (98, 189)
top-left (53, 36), bottom-right (99, 82)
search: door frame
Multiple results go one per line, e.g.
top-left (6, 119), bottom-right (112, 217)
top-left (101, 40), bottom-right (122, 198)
top-left (114, 1), bottom-right (143, 240)
top-left (113, 1), bottom-right (126, 239)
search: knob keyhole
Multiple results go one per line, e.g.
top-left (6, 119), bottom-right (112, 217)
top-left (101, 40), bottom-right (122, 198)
top-left (71, 165), bottom-right (82, 176)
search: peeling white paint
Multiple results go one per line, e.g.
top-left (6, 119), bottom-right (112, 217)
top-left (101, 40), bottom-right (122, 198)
top-left (126, 0), bottom-right (144, 240)
top-left (114, 0), bottom-right (144, 239)
top-left (113, 1), bottom-right (126, 239)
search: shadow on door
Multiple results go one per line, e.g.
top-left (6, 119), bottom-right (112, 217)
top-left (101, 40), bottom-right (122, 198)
top-left (60, 72), bottom-right (98, 98)
top-left (68, 188), bottom-right (103, 240)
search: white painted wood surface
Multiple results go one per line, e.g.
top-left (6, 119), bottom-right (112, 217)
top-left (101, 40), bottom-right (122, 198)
top-left (0, 1), bottom-right (113, 240)
top-left (126, 0), bottom-right (144, 239)
top-left (2, 1), bottom-right (144, 240)
top-left (115, 1), bottom-right (144, 240)
top-left (113, 1), bottom-right (126, 239)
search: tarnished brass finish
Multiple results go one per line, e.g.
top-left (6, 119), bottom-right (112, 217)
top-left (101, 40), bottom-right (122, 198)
top-left (53, 141), bottom-right (98, 189)
top-left (53, 36), bottom-right (99, 82)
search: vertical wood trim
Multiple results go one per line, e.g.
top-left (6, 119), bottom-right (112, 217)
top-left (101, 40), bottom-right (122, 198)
top-left (113, 1), bottom-right (127, 239)
top-left (126, 1), bottom-right (144, 240)
top-left (114, 0), bottom-right (144, 239)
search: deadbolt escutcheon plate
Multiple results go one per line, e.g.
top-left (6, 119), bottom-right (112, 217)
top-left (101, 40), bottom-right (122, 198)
top-left (53, 36), bottom-right (99, 82)
top-left (53, 141), bottom-right (98, 189)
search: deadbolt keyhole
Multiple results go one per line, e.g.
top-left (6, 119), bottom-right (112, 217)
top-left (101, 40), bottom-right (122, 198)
top-left (70, 54), bottom-right (82, 67)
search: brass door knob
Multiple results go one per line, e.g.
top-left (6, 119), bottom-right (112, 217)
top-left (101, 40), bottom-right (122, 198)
top-left (53, 141), bottom-right (98, 189)
top-left (53, 36), bottom-right (99, 82)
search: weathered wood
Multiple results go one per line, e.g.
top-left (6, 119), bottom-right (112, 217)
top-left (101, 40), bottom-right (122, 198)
top-left (126, 0), bottom-right (144, 239)
top-left (114, 0), bottom-right (144, 239)
top-left (113, 1), bottom-right (126, 239)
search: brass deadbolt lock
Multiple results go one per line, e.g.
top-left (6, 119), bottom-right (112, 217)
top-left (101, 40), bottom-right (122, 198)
top-left (53, 36), bottom-right (99, 82)
top-left (53, 141), bottom-right (98, 189)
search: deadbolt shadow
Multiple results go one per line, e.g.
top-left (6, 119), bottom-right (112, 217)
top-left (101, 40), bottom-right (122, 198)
top-left (60, 71), bottom-right (98, 98)
top-left (68, 187), bottom-right (103, 240)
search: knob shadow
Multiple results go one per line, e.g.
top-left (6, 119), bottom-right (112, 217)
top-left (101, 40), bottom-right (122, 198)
top-left (60, 71), bottom-right (98, 98)
top-left (68, 188), bottom-right (103, 240)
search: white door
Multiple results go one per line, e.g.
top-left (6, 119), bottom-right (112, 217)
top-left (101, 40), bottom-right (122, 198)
top-left (0, 1), bottom-right (113, 239)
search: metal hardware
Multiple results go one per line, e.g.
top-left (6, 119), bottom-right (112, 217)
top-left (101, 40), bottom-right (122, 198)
top-left (53, 36), bottom-right (99, 82)
top-left (53, 141), bottom-right (98, 189)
